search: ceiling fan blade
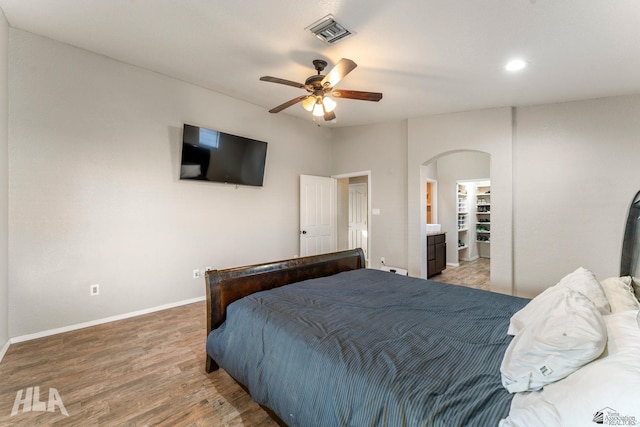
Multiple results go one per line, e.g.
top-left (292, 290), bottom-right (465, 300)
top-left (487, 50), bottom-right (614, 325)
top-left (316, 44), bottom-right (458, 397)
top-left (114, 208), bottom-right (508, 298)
top-left (268, 95), bottom-right (308, 113)
top-left (260, 76), bottom-right (306, 89)
top-left (321, 58), bottom-right (357, 88)
top-left (324, 110), bottom-right (336, 121)
top-left (331, 89), bottom-right (383, 102)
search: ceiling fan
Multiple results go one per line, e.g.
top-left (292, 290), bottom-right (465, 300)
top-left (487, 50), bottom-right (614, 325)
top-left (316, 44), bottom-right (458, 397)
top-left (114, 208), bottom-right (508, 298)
top-left (259, 58), bottom-right (383, 121)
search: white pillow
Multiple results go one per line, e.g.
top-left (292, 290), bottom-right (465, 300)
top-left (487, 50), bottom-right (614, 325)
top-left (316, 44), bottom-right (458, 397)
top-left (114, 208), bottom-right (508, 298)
top-left (561, 268), bottom-right (610, 314)
top-left (500, 287), bottom-right (607, 393)
top-left (508, 267), bottom-right (610, 335)
top-left (500, 310), bottom-right (640, 427)
top-left (600, 276), bottom-right (640, 313)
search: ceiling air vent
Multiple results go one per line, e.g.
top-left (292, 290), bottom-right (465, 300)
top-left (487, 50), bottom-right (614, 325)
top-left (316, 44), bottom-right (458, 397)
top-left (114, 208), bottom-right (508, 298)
top-left (306, 15), bottom-right (355, 45)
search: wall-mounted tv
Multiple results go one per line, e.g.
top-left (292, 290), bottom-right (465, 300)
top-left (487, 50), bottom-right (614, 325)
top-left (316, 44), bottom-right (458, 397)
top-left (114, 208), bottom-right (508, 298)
top-left (180, 123), bottom-right (268, 187)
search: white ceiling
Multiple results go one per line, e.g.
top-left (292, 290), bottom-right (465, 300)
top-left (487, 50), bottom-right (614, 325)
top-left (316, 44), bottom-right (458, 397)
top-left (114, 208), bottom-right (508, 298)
top-left (1, 0), bottom-right (639, 127)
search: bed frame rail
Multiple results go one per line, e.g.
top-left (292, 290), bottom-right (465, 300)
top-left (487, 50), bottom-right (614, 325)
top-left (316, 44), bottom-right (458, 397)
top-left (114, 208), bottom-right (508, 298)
top-left (205, 248), bottom-right (366, 372)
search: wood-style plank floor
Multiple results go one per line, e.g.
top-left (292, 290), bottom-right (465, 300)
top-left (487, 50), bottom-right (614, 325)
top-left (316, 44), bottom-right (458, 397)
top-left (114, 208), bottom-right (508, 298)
top-left (0, 301), bottom-right (277, 426)
top-left (430, 257), bottom-right (491, 291)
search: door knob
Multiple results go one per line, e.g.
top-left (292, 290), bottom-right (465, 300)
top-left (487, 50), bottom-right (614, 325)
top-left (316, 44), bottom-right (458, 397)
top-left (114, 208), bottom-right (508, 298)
top-left (300, 230), bottom-right (307, 234)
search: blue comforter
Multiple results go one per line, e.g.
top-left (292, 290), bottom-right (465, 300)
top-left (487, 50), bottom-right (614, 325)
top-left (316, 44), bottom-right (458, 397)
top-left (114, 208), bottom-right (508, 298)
top-left (206, 268), bottom-right (528, 427)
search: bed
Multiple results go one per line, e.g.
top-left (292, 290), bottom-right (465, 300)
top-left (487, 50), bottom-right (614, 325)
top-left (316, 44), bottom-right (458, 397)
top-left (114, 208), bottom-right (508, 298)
top-left (205, 194), bottom-right (640, 427)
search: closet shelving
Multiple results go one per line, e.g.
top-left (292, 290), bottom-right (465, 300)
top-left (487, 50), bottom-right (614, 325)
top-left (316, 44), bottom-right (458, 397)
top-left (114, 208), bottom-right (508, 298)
top-left (475, 183), bottom-right (491, 258)
top-left (457, 184), bottom-right (469, 252)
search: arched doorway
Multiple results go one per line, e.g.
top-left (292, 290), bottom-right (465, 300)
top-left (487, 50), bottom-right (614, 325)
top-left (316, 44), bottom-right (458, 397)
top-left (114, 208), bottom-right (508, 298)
top-left (420, 150), bottom-right (492, 290)
top-left (406, 108), bottom-right (513, 296)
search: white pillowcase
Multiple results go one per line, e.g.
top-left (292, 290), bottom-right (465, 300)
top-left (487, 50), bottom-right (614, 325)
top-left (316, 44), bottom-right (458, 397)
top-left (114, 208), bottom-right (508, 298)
top-left (500, 310), bottom-right (640, 427)
top-left (500, 287), bottom-right (607, 393)
top-left (600, 276), bottom-right (640, 313)
top-left (508, 267), bottom-right (610, 336)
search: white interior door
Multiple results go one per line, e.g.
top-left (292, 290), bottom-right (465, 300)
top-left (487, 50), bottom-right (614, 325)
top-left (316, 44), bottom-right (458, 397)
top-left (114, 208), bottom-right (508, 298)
top-left (348, 183), bottom-right (368, 258)
top-left (300, 174), bottom-right (337, 256)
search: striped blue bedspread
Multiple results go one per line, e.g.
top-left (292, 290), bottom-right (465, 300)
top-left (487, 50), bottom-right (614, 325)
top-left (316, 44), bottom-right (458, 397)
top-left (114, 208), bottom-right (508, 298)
top-left (206, 268), bottom-right (528, 426)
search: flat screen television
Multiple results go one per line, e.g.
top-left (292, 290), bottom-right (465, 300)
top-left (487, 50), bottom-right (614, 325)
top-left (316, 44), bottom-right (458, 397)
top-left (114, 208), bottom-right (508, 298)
top-left (180, 123), bottom-right (268, 187)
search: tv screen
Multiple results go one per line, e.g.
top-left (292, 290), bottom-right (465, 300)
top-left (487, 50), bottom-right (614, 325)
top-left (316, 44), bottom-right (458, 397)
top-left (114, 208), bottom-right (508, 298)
top-left (180, 124), bottom-right (268, 187)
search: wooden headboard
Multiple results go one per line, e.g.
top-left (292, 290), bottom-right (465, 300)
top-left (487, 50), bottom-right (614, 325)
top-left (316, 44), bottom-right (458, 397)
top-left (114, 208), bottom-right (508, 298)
top-left (205, 248), bottom-right (366, 372)
top-left (621, 190), bottom-right (640, 278)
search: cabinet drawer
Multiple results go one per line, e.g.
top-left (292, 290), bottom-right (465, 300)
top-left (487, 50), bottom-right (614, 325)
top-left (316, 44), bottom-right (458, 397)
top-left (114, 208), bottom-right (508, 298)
top-left (428, 233), bottom-right (445, 245)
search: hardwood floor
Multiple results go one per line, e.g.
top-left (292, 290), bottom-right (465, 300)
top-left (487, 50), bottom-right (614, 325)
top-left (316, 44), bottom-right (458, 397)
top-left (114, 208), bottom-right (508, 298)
top-left (430, 257), bottom-right (490, 291)
top-left (0, 301), bottom-right (277, 426)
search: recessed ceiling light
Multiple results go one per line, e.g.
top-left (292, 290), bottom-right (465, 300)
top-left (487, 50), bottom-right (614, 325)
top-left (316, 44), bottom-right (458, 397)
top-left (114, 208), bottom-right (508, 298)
top-left (505, 59), bottom-right (527, 72)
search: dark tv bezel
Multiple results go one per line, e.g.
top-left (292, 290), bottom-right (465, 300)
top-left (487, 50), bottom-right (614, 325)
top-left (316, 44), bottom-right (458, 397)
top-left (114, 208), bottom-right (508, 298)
top-left (180, 123), bottom-right (268, 187)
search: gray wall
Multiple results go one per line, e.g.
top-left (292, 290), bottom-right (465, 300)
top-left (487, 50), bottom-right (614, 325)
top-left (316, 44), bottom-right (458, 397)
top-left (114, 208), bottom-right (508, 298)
top-left (0, 10), bottom-right (8, 353)
top-left (331, 121), bottom-right (408, 270)
top-left (8, 30), bottom-right (332, 337)
top-left (513, 96), bottom-right (640, 296)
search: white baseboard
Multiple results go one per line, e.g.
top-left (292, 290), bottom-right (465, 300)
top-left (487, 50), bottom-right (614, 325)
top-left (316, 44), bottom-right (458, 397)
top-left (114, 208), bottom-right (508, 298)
top-left (9, 296), bottom-right (206, 345)
top-left (0, 338), bottom-right (10, 364)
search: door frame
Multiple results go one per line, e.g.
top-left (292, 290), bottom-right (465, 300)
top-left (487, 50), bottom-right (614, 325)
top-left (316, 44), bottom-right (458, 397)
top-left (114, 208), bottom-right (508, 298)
top-left (333, 170), bottom-right (372, 267)
top-left (425, 178), bottom-right (438, 225)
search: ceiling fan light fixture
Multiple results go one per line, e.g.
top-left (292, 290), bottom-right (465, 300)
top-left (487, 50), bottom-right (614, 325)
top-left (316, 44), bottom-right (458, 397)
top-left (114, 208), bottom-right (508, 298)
top-left (312, 102), bottom-right (325, 117)
top-left (322, 96), bottom-right (336, 113)
top-left (260, 57), bottom-right (382, 121)
top-left (301, 95), bottom-right (316, 112)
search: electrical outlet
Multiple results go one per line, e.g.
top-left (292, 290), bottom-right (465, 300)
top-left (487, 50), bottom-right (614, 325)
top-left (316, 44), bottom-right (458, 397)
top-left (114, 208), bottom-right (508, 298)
top-left (90, 284), bottom-right (99, 296)
top-left (193, 269), bottom-right (201, 279)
